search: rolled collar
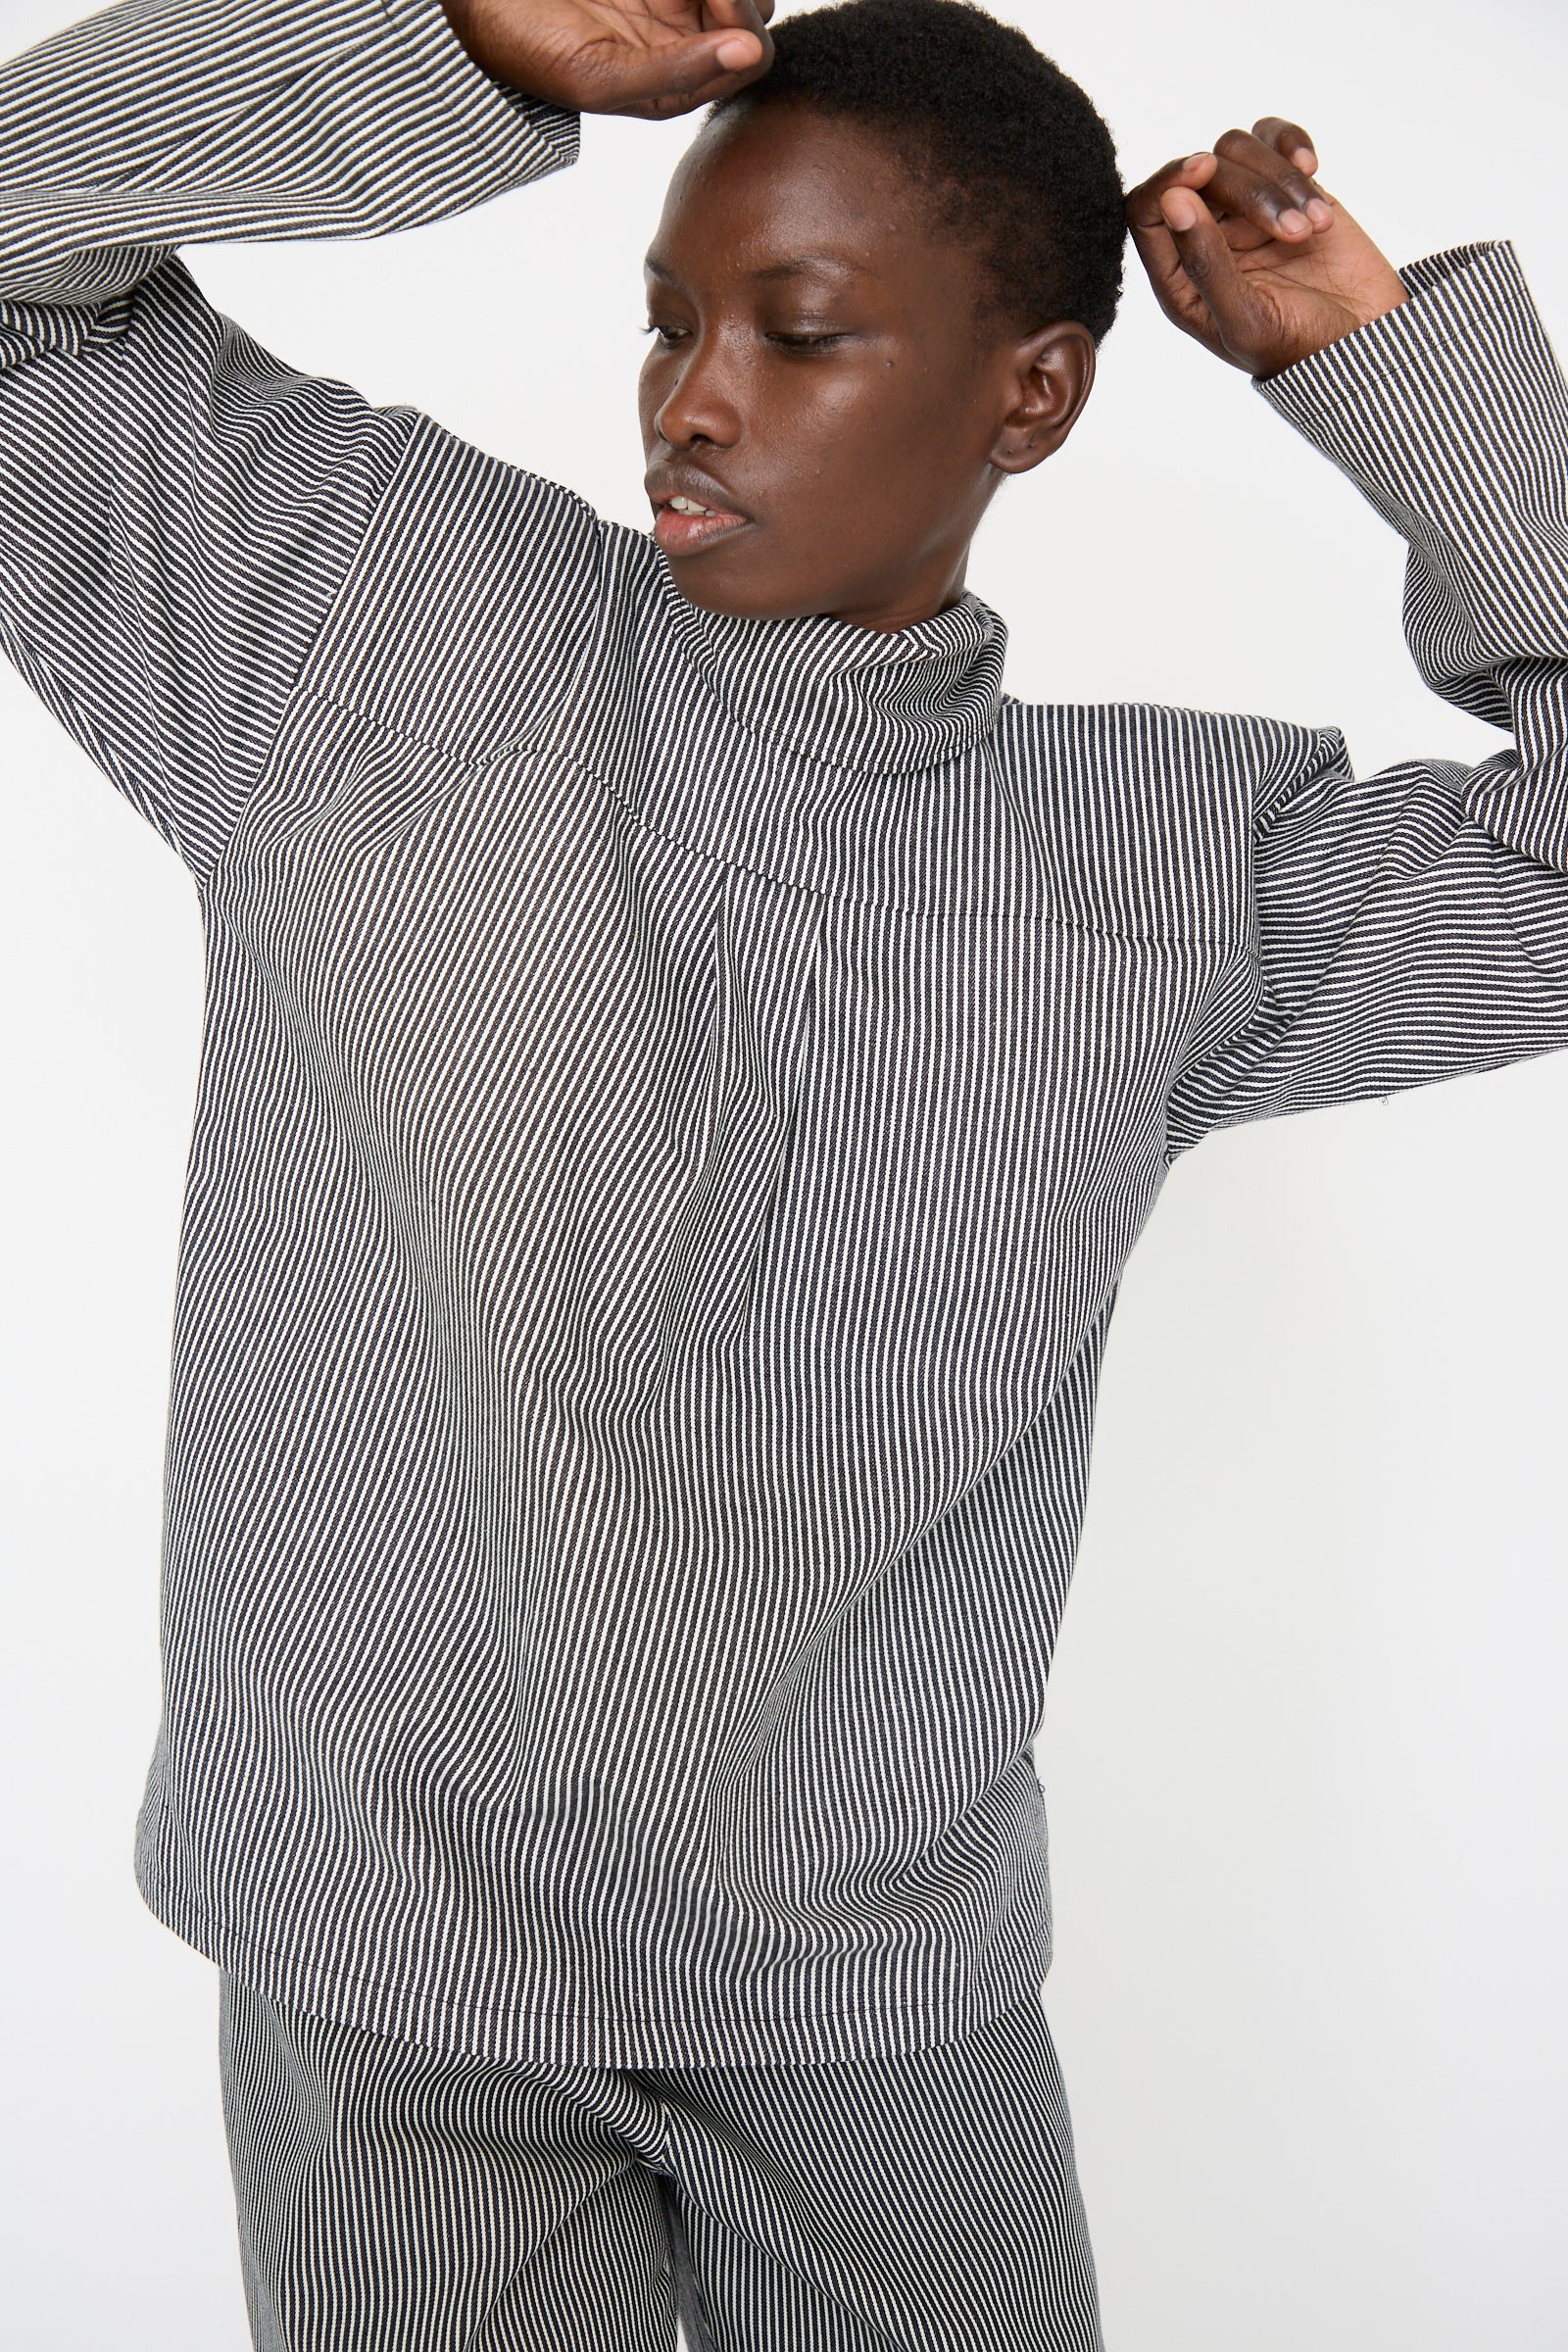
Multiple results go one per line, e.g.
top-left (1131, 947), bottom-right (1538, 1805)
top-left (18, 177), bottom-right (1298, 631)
top-left (656, 557), bottom-right (1008, 776)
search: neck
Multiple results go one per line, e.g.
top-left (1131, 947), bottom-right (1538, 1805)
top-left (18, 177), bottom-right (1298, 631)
top-left (823, 549), bottom-right (972, 637)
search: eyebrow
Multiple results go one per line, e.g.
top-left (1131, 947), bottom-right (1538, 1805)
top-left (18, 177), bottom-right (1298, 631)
top-left (643, 252), bottom-right (868, 285)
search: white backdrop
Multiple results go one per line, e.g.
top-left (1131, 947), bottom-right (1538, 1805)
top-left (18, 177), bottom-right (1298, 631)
top-left (3, 0), bottom-right (1566, 2344)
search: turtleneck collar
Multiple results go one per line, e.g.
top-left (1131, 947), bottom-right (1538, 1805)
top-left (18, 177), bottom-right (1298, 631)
top-left (656, 556), bottom-right (1007, 776)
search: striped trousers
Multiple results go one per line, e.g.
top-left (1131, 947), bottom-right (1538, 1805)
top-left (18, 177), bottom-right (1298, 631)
top-left (218, 1972), bottom-right (1103, 2351)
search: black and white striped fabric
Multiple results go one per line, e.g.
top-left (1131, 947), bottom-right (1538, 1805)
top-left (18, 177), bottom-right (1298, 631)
top-left (5, 0), bottom-right (1568, 2077)
top-left (218, 1966), bottom-right (1101, 2350)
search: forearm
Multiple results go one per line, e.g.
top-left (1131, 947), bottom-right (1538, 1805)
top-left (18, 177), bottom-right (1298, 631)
top-left (1258, 240), bottom-right (1568, 859)
top-left (1163, 239), bottom-right (1568, 1155)
top-left (0, 0), bottom-right (577, 871)
top-left (0, 0), bottom-right (576, 325)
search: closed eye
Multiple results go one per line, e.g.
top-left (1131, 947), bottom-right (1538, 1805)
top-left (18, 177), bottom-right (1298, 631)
top-left (644, 323), bottom-right (849, 352)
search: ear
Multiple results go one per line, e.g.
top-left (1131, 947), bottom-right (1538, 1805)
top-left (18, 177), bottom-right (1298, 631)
top-left (989, 322), bottom-right (1097, 475)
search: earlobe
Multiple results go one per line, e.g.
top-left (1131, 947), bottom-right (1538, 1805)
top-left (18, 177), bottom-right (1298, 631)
top-left (990, 322), bottom-right (1097, 475)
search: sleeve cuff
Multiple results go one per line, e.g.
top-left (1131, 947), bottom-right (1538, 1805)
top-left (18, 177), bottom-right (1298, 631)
top-left (1250, 239), bottom-right (1568, 536)
top-left (1255, 237), bottom-right (1521, 427)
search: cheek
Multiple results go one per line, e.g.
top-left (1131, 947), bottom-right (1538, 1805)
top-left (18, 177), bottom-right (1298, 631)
top-left (637, 353), bottom-right (668, 450)
top-left (773, 371), bottom-right (972, 532)
top-left (767, 369), bottom-right (916, 489)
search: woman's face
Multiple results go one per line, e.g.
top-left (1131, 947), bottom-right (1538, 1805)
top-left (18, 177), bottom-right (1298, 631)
top-left (639, 101), bottom-right (1096, 632)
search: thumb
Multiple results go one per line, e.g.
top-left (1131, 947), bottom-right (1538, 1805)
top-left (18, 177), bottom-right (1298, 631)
top-left (1158, 185), bottom-right (1268, 366)
top-left (574, 24), bottom-right (769, 116)
top-left (691, 26), bottom-right (768, 74)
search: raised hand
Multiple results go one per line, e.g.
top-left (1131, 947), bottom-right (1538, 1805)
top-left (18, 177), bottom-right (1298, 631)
top-left (439, 0), bottom-right (774, 121)
top-left (1125, 122), bottom-right (1409, 377)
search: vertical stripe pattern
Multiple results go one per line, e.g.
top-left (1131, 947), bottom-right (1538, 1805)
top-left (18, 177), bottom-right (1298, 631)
top-left (218, 1969), bottom-right (1102, 2351)
top-left (4, 0), bottom-right (1568, 2072)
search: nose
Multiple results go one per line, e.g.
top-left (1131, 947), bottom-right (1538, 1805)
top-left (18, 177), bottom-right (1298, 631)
top-left (649, 329), bottom-right (743, 453)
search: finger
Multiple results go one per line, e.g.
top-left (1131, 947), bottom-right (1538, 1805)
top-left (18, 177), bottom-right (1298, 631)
top-left (1126, 170), bottom-right (1224, 344)
top-left (1215, 127), bottom-right (1324, 199)
top-left (702, 0), bottom-right (775, 44)
top-left (1252, 116), bottom-right (1320, 177)
top-left (1123, 150), bottom-right (1221, 304)
top-left (602, 16), bottom-right (773, 116)
top-left (1156, 184), bottom-right (1270, 357)
top-left (1124, 148), bottom-right (1219, 232)
top-left (1210, 128), bottom-right (1334, 237)
top-left (1199, 168), bottom-right (1330, 260)
top-left (708, 0), bottom-right (773, 78)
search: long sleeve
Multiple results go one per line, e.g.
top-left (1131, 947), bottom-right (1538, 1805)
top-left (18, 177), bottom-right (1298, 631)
top-left (0, 0), bottom-right (577, 879)
top-left (1164, 241), bottom-right (1568, 1158)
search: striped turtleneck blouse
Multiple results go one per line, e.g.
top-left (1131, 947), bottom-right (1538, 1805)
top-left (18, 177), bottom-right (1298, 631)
top-left (4, 0), bottom-right (1567, 2070)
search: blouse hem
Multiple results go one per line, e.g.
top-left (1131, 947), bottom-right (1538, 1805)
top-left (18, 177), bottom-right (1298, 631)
top-left (134, 1861), bottom-right (1053, 2074)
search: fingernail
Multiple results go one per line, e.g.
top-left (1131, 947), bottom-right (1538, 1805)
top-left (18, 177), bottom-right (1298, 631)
top-left (1183, 151), bottom-right (1211, 170)
top-left (1277, 207), bottom-right (1309, 236)
top-left (1162, 190), bottom-right (1200, 230)
top-left (1305, 197), bottom-right (1334, 227)
top-left (1293, 146), bottom-right (1318, 172)
top-left (714, 32), bottom-right (759, 66)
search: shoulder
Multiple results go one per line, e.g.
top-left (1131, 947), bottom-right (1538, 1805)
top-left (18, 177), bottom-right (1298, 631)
top-left (997, 694), bottom-right (1327, 794)
top-left (993, 696), bottom-right (1335, 937)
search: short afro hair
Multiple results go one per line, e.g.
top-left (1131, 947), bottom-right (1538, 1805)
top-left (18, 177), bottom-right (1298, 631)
top-left (714, 0), bottom-right (1126, 343)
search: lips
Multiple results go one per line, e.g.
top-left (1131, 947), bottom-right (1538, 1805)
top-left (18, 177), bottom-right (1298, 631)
top-left (647, 474), bottom-right (753, 558)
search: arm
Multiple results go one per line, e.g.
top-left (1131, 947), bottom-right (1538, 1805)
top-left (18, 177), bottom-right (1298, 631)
top-left (1123, 130), bottom-right (1568, 1153)
top-left (0, 0), bottom-right (769, 879)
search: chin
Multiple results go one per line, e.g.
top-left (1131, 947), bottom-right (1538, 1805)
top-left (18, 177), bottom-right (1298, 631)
top-left (662, 555), bottom-right (829, 624)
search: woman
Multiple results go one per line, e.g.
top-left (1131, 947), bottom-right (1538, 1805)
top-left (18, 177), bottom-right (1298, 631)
top-left (2, 0), bottom-right (1565, 2342)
